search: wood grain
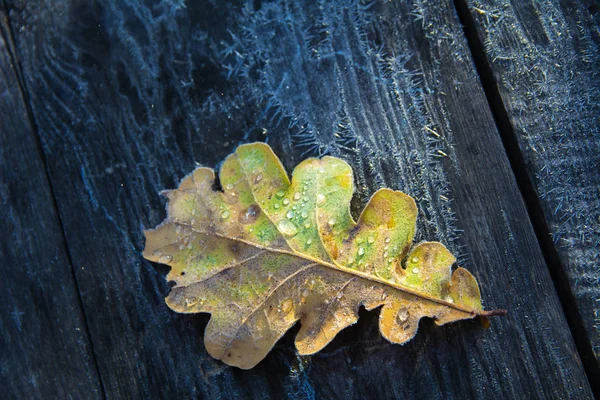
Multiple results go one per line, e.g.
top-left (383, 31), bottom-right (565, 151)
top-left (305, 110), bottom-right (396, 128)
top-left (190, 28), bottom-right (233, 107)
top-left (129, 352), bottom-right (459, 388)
top-left (464, 0), bottom-right (600, 366)
top-left (0, 8), bottom-right (102, 398)
top-left (6, 0), bottom-right (593, 398)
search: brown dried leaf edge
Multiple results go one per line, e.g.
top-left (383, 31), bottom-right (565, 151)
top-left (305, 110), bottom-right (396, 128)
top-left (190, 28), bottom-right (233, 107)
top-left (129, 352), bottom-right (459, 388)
top-left (143, 142), bottom-right (505, 369)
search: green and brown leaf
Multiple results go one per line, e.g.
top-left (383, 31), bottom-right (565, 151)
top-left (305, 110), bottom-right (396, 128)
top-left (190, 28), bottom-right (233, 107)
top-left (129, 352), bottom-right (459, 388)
top-left (143, 142), bottom-right (505, 369)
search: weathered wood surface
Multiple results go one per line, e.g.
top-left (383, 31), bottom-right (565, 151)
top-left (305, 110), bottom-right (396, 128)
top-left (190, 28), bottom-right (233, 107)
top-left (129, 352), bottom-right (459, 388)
top-left (4, 0), bottom-right (594, 398)
top-left (0, 9), bottom-right (102, 399)
top-left (464, 0), bottom-right (600, 367)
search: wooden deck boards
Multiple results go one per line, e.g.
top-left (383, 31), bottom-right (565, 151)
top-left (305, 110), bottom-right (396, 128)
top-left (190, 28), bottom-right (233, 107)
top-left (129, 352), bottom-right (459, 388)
top-left (464, 0), bottom-right (600, 372)
top-left (2, 0), bottom-right (596, 398)
top-left (0, 9), bottom-right (103, 398)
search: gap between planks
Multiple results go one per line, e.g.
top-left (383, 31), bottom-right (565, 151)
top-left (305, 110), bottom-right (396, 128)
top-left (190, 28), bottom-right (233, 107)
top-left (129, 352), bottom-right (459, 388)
top-left (452, 0), bottom-right (600, 396)
top-left (1, 1), bottom-right (108, 398)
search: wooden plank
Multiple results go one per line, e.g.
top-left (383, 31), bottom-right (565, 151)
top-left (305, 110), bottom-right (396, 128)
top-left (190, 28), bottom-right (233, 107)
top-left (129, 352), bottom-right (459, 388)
top-left (462, 0), bottom-right (600, 368)
top-left (8, 0), bottom-right (592, 398)
top-left (0, 8), bottom-right (103, 399)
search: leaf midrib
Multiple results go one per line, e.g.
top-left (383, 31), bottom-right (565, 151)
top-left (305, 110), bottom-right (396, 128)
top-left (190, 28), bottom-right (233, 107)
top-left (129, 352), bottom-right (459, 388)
top-left (194, 153), bottom-right (491, 317)
top-left (177, 221), bottom-right (486, 317)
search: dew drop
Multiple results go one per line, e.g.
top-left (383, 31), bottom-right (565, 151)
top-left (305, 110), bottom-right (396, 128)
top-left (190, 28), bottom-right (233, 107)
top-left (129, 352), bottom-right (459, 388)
top-left (304, 223), bottom-right (311, 229)
top-left (327, 218), bottom-right (336, 227)
top-left (225, 183), bottom-right (234, 191)
top-left (412, 268), bottom-right (420, 274)
top-left (274, 203), bottom-right (280, 209)
top-left (301, 211), bottom-right (308, 219)
top-left (158, 254), bottom-right (173, 263)
top-left (388, 258), bottom-right (394, 264)
top-left (221, 210), bottom-right (230, 219)
top-left (383, 251), bottom-right (389, 258)
top-left (283, 198), bottom-right (290, 205)
top-left (358, 247), bottom-right (365, 256)
top-left (367, 236), bottom-right (375, 244)
top-left (276, 190), bottom-right (285, 198)
top-left (286, 210), bottom-right (294, 219)
top-left (302, 289), bottom-right (310, 298)
top-left (397, 307), bottom-right (409, 324)
top-left (317, 193), bottom-right (326, 205)
top-left (306, 238), bottom-right (313, 246)
top-left (293, 192), bottom-right (301, 201)
top-left (239, 204), bottom-right (260, 224)
top-left (384, 237), bottom-right (391, 244)
top-left (254, 174), bottom-right (263, 183)
top-left (411, 256), bottom-right (419, 263)
top-left (185, 297), bottom-right (198, 307)
top-left (278, 220), bottom-right (298, 236)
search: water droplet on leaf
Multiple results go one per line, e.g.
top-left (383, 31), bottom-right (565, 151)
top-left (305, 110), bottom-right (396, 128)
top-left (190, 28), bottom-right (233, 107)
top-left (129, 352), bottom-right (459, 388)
top-left (278, 220), bottom-right (298, 236)
top-left (221, 210), bottom-right (230, 219)
top-left (185, 297), bottom-right (198, 307)
top-left (158, 254), bottom-right (173, 263)
top-left (397, 307), bottom-right (409, 324)
top-left (239, 204), bottom-right (260, 224)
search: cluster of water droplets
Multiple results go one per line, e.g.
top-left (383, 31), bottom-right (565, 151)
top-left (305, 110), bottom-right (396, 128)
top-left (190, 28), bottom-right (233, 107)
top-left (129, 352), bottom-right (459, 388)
top-left (271, 183), bottom-right (316, 249)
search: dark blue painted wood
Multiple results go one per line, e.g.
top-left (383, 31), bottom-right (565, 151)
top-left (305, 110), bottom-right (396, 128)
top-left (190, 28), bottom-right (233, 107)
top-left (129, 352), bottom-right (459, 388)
top-left (4, 0), bottom-right (593, 398)
top-left (0, 7), bottom-right (103, 398)
top-left (464, 0), bottom-right (600, 376)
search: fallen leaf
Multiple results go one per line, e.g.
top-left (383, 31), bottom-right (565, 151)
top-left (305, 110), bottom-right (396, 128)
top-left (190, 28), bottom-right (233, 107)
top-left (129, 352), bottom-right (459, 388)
top-left (143, 142), bottom-right (505, 369)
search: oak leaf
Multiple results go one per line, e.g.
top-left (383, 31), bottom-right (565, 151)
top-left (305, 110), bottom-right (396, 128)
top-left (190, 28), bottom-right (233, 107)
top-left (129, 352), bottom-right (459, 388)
top-left (143, 142), bottom-right (505, 369)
